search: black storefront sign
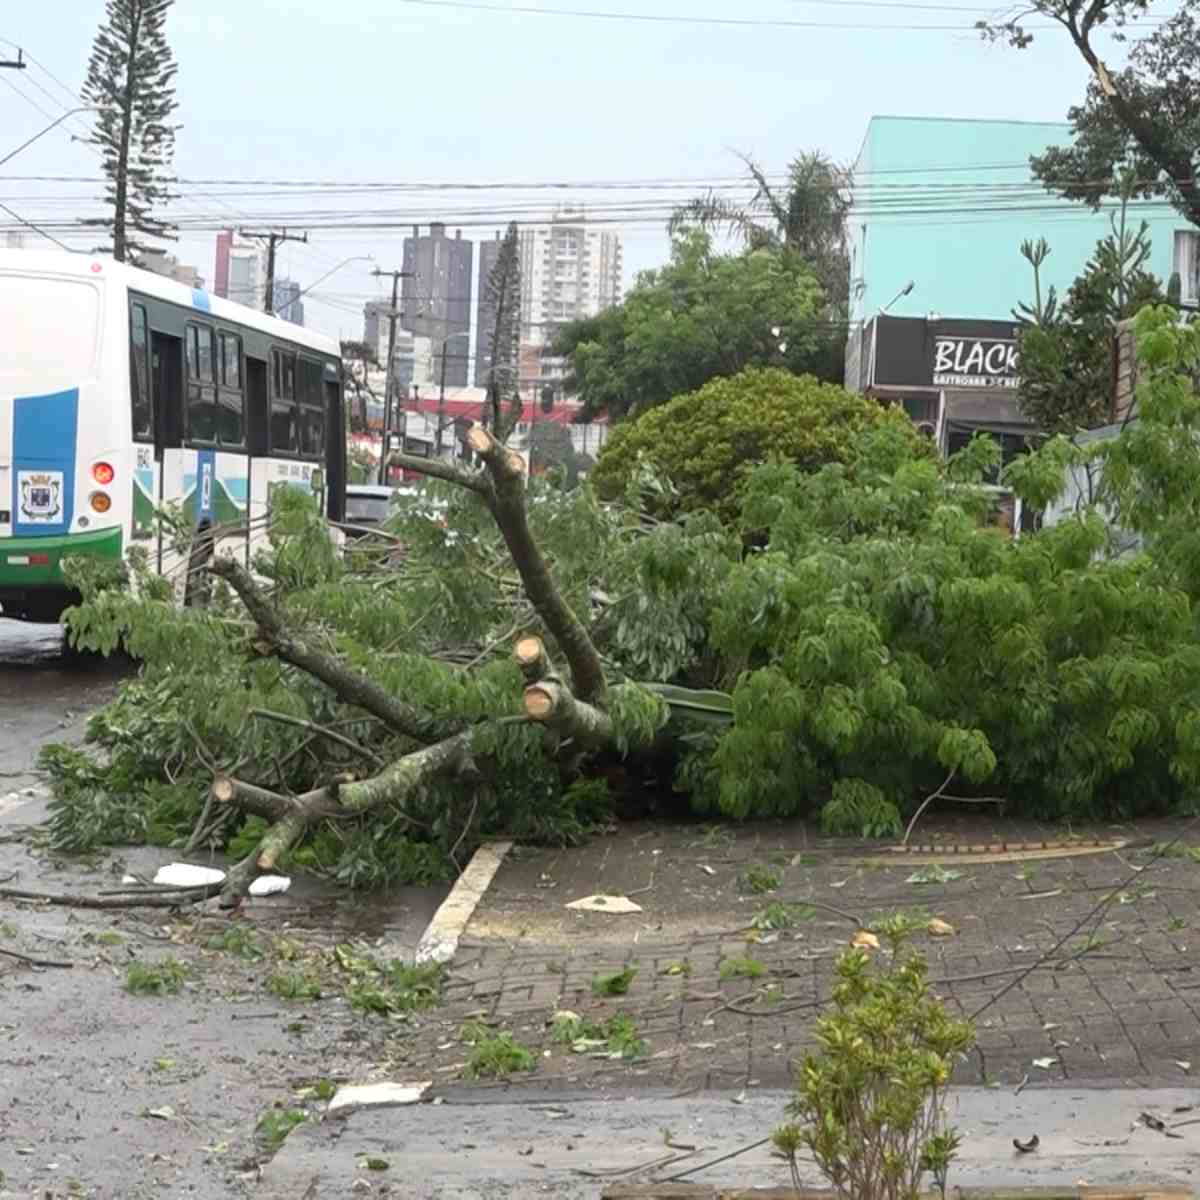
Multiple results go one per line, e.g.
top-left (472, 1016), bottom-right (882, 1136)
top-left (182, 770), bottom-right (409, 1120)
top-left (870, 316), bottom-right (1020, 391)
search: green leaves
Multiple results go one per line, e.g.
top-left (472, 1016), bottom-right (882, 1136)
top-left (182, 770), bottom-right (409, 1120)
top-left (936, 729), bottom-right (997, 785)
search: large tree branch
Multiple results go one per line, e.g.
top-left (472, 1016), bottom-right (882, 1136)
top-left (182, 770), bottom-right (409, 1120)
top-left (465, 423), bottom-right (609, 704)
top-left (211, 558), bottom-right (460, 744)
top-left (523, 681), bottom-right (614, 749)
top-left (387, 450), bottom-right (493, 497)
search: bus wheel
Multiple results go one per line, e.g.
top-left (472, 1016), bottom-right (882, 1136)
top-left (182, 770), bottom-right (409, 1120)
top-left (184, 527), bottom-right (214, 609)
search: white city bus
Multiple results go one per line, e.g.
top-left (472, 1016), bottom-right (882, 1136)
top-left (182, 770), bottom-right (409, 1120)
top-left (0, 250), bottom-right (346, 621)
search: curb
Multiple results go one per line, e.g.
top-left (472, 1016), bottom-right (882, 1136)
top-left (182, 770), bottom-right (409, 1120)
top-left (413, 839), bottom-right (513, 965)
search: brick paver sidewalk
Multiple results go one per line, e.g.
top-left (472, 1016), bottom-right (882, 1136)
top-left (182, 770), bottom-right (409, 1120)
top-left (389, 818), bottom-right (1200, 1094)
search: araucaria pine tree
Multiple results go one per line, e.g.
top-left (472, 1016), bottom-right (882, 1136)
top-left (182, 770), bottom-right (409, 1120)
top-left (484, 222), bottom-right (523, 438)
top-left (82, 0), bottom-right (179, 263)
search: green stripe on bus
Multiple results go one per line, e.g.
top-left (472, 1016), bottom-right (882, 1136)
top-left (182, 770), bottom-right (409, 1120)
top-left (0, 526), bottom-right (123, 587)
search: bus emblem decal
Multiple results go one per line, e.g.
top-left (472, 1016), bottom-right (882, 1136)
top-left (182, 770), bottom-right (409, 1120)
top-left (18, 471), bottom-right (63, 522)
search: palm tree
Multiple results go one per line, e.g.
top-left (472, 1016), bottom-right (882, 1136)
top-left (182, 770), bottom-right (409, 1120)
top-left (669, 150), bottom-right (852, 309)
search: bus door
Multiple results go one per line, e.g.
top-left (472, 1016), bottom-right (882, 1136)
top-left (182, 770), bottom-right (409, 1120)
top-left (129, 305), bottom-right (161, 565)
top-left (245, 354), bottom-right (270, 560)
top-left (150, 330), bottom-right (184, 581)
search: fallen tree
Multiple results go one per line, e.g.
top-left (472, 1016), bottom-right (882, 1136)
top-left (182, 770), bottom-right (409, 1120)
top-left (44, 316), bottom-right (1200, 898)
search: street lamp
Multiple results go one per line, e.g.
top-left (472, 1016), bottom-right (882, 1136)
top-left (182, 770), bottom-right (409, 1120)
top-left (435, 330), bottom-right (470, 458)
top-left (1, 107), bottom-right (98, 171)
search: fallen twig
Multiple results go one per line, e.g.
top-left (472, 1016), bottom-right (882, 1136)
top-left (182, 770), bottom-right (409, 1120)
top-left (0, 945), bottom-right (74, 968)
top-left (0, 884), bottom-right (220, 910)
top-left (249, 708), bottom-right (385, 768)
top-left (969, 812), bottom-right (1200, 1023)
top-left (654, 1134), bottom-right (774, 1183)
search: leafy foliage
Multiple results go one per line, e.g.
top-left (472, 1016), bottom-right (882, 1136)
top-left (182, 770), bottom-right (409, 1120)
top-left (125, 959), bottom-right (189, 996)
top-left (42, 312), bottom-right (1200, 867)
top-left (591, 367), bottom-right (922, 521)
top-left (782, 917), bottom-right (974, 1200)
top-left (553, 231), bottom-right (826, 420)
top-left (460, 1025), bottom-right (536, 1079)
top-left (1015, 183), bottom-right (1164, 433)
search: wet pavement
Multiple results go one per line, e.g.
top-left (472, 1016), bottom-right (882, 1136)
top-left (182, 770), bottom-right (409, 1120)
top-left (0, 617), bottom-right (453, 1199)
top-left (262, 1086), bottom-right (1200, 1199)
top-left (0, 618), bottom-right (129, 793)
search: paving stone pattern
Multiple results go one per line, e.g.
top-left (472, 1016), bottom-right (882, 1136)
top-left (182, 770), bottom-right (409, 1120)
top-left (397, 819), bottom-right (1200, 1095)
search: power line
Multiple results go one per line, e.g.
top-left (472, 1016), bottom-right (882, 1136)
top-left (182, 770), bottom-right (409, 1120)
top-left (392, 0), bottom-right (1071, 30)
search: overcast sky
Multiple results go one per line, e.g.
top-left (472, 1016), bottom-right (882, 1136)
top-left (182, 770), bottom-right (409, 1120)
top-left (1, 0), bottom-right (1155, 346)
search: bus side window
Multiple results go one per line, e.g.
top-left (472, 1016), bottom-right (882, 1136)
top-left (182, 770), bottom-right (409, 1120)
top-left (130, 304), bottom-right (152, 440)
top-left (218, 332), bottom-right (244, 446)
top-left (186, 324), bottom-right (218, 443)
top-left (270, 349), bottom-right (298, 454)
top-left (298, 357), bottom-right (325, 459)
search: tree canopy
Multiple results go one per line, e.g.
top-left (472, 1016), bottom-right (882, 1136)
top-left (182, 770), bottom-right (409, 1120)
top-left (982, 1), bottom-right (1200, 229)
top-left (589, 367), bottom-right (920, 520)
top-left (554, 230), bottom-right (826, 421)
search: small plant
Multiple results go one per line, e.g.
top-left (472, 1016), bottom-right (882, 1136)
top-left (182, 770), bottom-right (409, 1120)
top-left (603, 1014), bottom-right (647, 1060)
top-left (256, 1107), bottom-right (307, 1153)
top-left (333, 944), bottom-right (444, 1015)
top-left (720, 956), bottom-right (766, 981)
top-left (783, 915), bottom-right (974, 1200)
top-left (552, 1013), bottom-right (647, 1060)
top-left (739, 863), bottom-right (782, 895)
top-left (267, 971), bottom-right (323, 1001)
top-left (206, 924), bottom-right (265, 961)
top-left (1168, 916), bottom-right (1188, 932)
top-left (591, 966), bottom-right (637, 996)
top-left (125, 958), bottom-right (188, 996)
top-left (751, 901), bottom-right (815, 930)
top-left (460, 1023), bottom-right (536, 1079)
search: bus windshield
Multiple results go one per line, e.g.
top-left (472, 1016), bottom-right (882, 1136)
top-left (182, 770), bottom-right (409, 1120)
top-left (0, 273), bottom-right (101, 382)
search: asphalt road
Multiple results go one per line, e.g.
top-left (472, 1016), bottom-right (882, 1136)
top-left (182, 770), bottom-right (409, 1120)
top-left (0, 618), bottom-right (130, 790)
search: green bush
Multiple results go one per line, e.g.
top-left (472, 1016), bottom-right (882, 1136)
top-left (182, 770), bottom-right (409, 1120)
top-left (591, 367), bottom-right (923, 519)
top-left (778, 917), bottom-right (974, 1200)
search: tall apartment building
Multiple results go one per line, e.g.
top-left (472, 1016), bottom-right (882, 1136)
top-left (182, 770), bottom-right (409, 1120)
top-left (141, 248), bottom-right (203, 288)
top-left (518, 208), bottom-right (622, 346)
top-left (213, 230), bottom-right (267, 309)
top-left (363, 300), bottom-right (415, 387)
top-left (400, 223), bottom-right (473, 389)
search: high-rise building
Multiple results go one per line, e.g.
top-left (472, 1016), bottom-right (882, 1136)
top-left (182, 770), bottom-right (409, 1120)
top-left (400, 223), bottom-right (473, 389)
top-left (363, 300), bottom-right (415, 386)
top-left (475, 232), bottom-right (504, 388)
top-left (519, 208), bottom-right (622, 346)
top-left (141, 248), bottom-right (203, 288)
top-left (214, 230), bottom-right (267, 308)
top-left (273, 278), bottom-right (304, 326)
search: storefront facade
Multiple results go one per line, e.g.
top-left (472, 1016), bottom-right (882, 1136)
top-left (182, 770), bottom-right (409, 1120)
top-left (846, 314), bottom-right (1036, 462)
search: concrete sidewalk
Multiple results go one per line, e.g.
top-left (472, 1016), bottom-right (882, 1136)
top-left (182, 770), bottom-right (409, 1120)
top-left (261, 1085), bottom-right (1200, 1199)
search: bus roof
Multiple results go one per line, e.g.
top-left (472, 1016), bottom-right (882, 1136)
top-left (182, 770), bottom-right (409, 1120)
top-left (0, 249), bottom-right (340, 359)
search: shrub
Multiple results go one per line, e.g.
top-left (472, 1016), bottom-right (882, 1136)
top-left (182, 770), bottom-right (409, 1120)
top-left (590, 367), bottom-right (923, 520)
top-left (780, 917), bottom-right (974, 1200)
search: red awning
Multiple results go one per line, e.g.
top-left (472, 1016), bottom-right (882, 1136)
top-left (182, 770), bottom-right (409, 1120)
top-left (401, 398), bottom-right (605, 427)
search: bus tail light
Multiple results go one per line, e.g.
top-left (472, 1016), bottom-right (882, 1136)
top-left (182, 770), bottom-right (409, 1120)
top-left (90, 492), bottom-right (112, 514)
top-left (92, 461), bottom-right (115, 485)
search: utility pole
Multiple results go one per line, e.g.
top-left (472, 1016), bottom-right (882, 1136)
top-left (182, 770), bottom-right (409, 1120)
top-left (0, 49), bottom-right (27, 70)
top-left (240, 228), bottom-right (308, 314)
top-left (371, 267), bottom-right (414, 485)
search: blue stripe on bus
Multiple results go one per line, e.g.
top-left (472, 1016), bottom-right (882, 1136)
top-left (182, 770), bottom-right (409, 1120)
top-left (195, 448), bottom-right (216, 526)
top-left (12, 389), bottom-right (78, 537)
top-left (191, 288), bottom-right (212, 312)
